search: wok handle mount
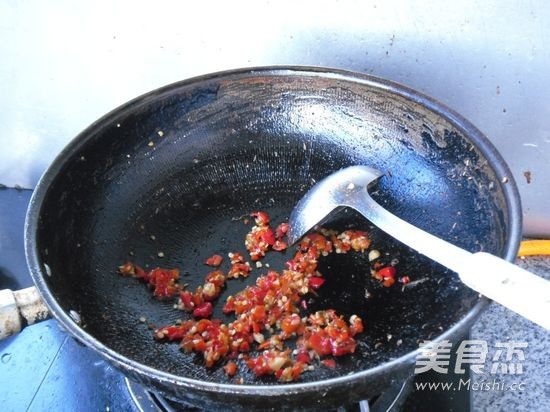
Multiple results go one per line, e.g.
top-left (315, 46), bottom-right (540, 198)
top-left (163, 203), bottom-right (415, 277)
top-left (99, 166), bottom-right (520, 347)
top-left (0, 286), bottom-right (49, 339)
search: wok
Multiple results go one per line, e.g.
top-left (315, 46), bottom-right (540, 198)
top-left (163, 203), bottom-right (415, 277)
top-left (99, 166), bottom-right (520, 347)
top-left (25, 67), bottom-right (521, 410)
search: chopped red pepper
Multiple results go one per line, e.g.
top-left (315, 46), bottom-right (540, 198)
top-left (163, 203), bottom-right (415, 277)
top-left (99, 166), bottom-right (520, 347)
top-left (377, 266), bottom-right (396, 279)
top-left (308, 276), bottom-right (325, 290)
top-left (272, 240), bottom-right (288, 251)
top-left (250, 305), bottom-right (266, 322)
top-left (177, 270), bottom-right (226, 313)
top-left (118, 263), bottom-right (181, 298)
top-left (245, 226), bottom-right (273, 261)
top-left (155, 324), bottom-right (189, 341)
top-left (321, 358), bottom-right (336, 368)
top-left (299, 310), bottom-right (358, 357)
top-left (295, 350), bottom-right (311, 364)
top-left (260, 228), bottom-right (276, 246)
top-left (227, 252), bottom-right (252, 278)
top-left (251, 211), bottom-right (270, 226)
top-left (229, 252), bottom-right (245, 265)
top-left (205, 254), bottom-right (223, 267)
top-left (245, 211), bottom-right (279, 260)
top-left (275, 222), bottom-right (289, 239)
top-left (375, 266), bottom-right (397, 288)
top-left (224, 361), bottom-right (238, 377)
top-left (228, 263), bottom-right (251, 279)
top-left (307, 332), bottom-right (332, 356)
top-left (285, 248), bottom-right (319, 274)
top-left (118, 262), bottom-right (139, 276)
top-left (205, 270), bottom-right (226, 287)
top-left (349, 315), bottom-right (364, 336)
top-left (193, 302), bottom-right (213, 318)
top-left (245, 349), bottom-right (297, 380)
top-left (280, 313), bottom-right (302, 338)
top-left (117, 212), bottom-right (404, 382)
top-left (332, 230), bottom-right (370, 253)
top-left (145, 268), bottom-right (181, 298)
top-left (382, 277), bottom-right (396, 288)
top-left (299, 233), bottom-right (332, 254)
top-left (179, 290), bottom-right (197, 311)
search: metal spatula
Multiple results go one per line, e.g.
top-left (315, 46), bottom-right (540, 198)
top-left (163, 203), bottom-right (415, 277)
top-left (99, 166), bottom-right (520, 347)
top-left (287, 165), bottom-right (550, 330)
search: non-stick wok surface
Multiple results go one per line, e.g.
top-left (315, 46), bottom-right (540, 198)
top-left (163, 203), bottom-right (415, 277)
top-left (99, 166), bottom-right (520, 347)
top-left (28, 68), bottom-right (520, 403)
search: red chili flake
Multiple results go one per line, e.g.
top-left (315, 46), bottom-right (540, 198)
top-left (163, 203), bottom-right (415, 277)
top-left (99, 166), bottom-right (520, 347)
top-left (295, 350), bottom-right (311, 364)
top-left (246, 226), bottom-right (274, 261)
top-left (299, 310), bottom-right (358, 357)
top-left (246, 349), bottom-right (294, 379)
top-left (349, 315), bottom-right (364, 336)
top-left (376, 266), bottom-right (396, 279)
top-left (228, 262), bottom-right (251, 279)
top-left (307, 331), bottom-right (332, 356)
top-left (400, 275), bottom-right (411, 284)
top-left (229, 252), bottom-right (245, 265)
top-left (260, 228), bottom-right (276, 246)
top-left (180, 319), bottom-right (231, 367)
top-left (118, 263), bottom-right (181, 298)
top-left (205, 270), bottom-right (226, 287)
top-left (300, 233), bottom-right (332, 254)
top-left (205, 254), bottom-right (223, 267)
top-left (321, 359), bottom-right (336, 368)
top-left (382, 277), bottom-right (396, 288)
top-left (118, 262), bottom-right (137, 276)
top-left (227, 252), bottom-right (252, 278)
top-left (118, 262), bottom-right (149, 280)
top-left (308, 277), bottom-right (325, 290)
top-left (331, 234), bottom-right (350, 254)
top-left (348, 230), bottom-right (371, 252)
top-left (224, 361), bottom-right (238, 377)
top-left (223, 296), bottom-right (236, 314)
top-left (155, 324), bottom-right (189, 341)
top-left (245, 212), bottom-right (281, 261)
top-left (275, 223), bottom-right (289, 239)
top-left (250, 211), bottom-right (270, 226)
top-left (179, 290), bottom-right (197, 311)
top-left (278, 362), bottom-right (306, 382)
top-left (257, 335), bottom-right (284, 351)
top-left (272, 240), bottom-right (288, 251)
top-left (285, 248), bottom-right (318, 274)
top-left (193, 302), bottom-right (213, 318)
top-left (331, 230), bottom-right (370, 253)
top-left (147, 268), bottom-right (181, 298)
top-left (280, 313), bottom-right (302, 338)
top-left (177, 270), bottom-right (226, 313)
top-left (250, 305), bottom-right (266, 322)
top-left (201, 282), bottom-right (218, 301)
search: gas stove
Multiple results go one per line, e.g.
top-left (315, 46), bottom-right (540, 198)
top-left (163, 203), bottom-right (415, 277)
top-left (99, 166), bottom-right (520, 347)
top-left (0, 188), bottom-right (469, 411)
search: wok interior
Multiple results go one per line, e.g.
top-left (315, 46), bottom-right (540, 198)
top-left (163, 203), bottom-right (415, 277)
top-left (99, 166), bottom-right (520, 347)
top-left (36, 74), bottom-right (509, 384)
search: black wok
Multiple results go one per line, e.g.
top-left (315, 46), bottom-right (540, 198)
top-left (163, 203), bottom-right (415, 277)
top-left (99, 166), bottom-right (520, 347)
top-left (25, 67), bottom-right (521, 410)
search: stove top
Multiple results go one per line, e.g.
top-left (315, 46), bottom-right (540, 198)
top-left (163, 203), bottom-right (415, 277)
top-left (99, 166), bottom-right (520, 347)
top-left (0, 188), bottom-right (470, 411)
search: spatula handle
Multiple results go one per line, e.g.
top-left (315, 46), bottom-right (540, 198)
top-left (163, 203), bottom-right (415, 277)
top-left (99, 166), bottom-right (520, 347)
top-left (459, 252), bottom-right (550, 330)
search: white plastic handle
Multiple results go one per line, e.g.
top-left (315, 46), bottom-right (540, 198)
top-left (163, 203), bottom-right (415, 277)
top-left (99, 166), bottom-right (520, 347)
top-left (459, 252), bottom-right (550, 330)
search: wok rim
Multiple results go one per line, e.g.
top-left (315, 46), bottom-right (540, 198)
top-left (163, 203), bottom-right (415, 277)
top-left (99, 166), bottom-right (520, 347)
top-left (24, 65), bottom-right (522, 397)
